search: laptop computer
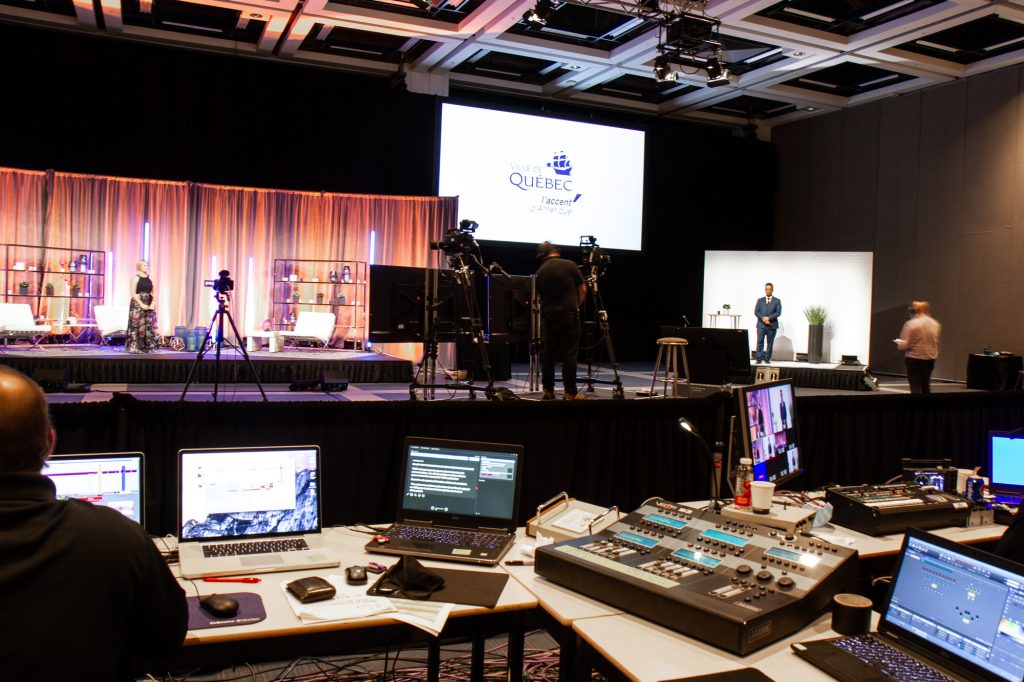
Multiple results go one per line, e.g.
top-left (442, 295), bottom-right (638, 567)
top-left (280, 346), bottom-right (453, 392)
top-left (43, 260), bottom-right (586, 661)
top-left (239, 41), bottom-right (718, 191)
top-left (989, 432), bottom-right (1024, 506)
top-left (364, 436), bottom-right (524, 566)
top-left (43, 452), bottom-right (145, 525)
top-left (793, 528), bottom-right (1024, 682)
top-left (177, 445), bottom-right (340, 579)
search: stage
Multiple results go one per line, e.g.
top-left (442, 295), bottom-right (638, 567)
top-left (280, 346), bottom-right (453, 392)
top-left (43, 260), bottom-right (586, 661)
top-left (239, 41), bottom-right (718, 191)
top-left (757, 360), bottom-right (874, 391)
top-left (0, 345), bottom-right (413, 384)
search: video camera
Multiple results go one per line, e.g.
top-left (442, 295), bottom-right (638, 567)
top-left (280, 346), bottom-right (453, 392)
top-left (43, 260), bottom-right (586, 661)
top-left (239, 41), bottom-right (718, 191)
top-left (204, 270), bottom-right (234, 297)
top-left (580, 235), bottom-right (611, 274)
top-left (430, 219), bottom-right (480, 257)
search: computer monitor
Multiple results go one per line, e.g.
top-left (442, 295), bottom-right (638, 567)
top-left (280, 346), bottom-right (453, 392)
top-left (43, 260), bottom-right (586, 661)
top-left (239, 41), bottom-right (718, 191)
top-left (989, 431), bottom-right (1024, 503)
top-left (736, 379), bottom-right (801, 484)
top-left (42, 452), bottom-right (145, 524)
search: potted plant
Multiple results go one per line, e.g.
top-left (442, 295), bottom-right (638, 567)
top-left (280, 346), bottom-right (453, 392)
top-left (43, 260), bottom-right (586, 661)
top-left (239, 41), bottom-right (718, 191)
top-left (291, 290), bottom-right (300, 303)
top-left (70, 283), bottom-right (81, 298)
top-left (45, 283), bottom-right (55, 296)
top-left (316, 292), bottom-right (325, 304)
top-left (18, 281), bottom-right (29, 294)
top-left (804, 305), bottom-right (828, 364)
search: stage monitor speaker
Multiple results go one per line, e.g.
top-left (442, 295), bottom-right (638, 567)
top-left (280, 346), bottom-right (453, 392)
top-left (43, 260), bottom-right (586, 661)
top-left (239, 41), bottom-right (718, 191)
top-left (320, 370), bottom-right (349, 392)
top-left (31, 368), bottom-right (69, 393)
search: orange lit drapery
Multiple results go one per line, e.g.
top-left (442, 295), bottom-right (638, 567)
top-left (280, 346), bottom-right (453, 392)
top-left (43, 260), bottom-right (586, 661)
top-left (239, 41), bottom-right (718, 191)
top-left (0, 166), bottom-right (454, 358)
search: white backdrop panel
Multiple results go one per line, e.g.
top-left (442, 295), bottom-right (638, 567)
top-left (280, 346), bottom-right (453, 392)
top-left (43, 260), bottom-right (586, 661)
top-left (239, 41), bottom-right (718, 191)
top-left (702, 251), bottom-right (874, 364)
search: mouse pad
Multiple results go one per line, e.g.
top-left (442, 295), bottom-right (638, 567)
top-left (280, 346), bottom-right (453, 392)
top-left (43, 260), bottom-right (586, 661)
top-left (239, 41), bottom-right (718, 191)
top-left (186, 592), bottom-right (267, 631)
top-left (402, 568), bottom-right (508, 609)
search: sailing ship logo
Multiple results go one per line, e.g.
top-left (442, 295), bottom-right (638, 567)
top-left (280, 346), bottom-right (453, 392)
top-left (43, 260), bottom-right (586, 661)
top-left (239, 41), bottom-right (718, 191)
top-left (547, 151), bottom-right (572, 176)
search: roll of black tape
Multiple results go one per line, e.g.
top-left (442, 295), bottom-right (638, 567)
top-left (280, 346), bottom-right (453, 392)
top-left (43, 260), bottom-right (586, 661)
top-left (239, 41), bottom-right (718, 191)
top-left (831, 593), bottom-right (872, 635)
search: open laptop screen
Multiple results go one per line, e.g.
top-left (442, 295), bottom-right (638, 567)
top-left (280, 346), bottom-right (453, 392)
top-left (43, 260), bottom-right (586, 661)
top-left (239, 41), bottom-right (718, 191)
top-left (990, 432), bottom-right (1024, 500)
top-left (401, 437), bottom-right (522, 529)
top-left (178, 446), bottom-right (321, 541)
top-left (882, 530), bottom-right (1024, 682)
top-left (44, 453), bottom-right (144, 524)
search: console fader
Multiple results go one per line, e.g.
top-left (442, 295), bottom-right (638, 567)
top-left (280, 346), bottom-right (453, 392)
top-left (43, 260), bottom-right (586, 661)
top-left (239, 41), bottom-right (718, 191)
top-left (534, 497), bottom-right (859, 655)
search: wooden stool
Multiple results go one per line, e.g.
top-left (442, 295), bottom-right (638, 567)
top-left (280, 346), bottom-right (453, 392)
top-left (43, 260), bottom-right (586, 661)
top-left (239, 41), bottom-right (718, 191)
top-left (650, 337), bottom-right (691, 397)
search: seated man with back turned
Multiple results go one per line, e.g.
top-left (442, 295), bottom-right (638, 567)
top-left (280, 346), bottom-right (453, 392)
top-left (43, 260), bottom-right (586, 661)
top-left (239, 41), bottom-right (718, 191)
top-left (0, 365), bottom-right (188, 681)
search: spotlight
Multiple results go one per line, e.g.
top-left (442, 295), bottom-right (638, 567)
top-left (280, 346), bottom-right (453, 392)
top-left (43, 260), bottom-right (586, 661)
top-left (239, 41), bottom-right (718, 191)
top-left (523, 0), bottom-right (554, 26)
top-left (653, 56), bottom-right (676, 83)
top-left (705, 55), bottom-right (731, 87)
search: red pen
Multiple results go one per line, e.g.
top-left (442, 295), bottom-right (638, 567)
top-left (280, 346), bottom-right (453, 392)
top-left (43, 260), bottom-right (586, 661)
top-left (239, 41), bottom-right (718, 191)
top-left (202, 577), bottom-right (261, 583)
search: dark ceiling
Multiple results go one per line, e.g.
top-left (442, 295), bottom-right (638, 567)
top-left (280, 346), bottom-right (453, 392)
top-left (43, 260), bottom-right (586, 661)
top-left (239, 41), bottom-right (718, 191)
top-left (0, 0), bottom-right (1020, 133)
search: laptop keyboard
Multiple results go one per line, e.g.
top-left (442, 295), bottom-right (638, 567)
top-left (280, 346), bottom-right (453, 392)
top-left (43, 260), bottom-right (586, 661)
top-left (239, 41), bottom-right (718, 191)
top-left (388, 524), bottom-right (507, 549)
top-left (202, 538), bottom-right (309, 558)
top-left (831, 635), bottom-right (954, 682)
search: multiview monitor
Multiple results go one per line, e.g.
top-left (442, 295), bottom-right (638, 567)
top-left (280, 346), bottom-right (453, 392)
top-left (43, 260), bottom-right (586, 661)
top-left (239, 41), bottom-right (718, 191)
top-left (736, 380), bottom-right (801, 485)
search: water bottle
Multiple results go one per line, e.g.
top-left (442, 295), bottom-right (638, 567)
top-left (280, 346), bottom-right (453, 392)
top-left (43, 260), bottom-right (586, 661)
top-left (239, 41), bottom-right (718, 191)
top-left (734, 458), bottom-right (753, 508)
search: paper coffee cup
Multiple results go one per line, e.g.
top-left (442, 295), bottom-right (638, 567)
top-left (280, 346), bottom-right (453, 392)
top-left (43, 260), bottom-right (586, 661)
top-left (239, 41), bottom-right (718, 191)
top-left (750, 481), bottom-right (775, 513)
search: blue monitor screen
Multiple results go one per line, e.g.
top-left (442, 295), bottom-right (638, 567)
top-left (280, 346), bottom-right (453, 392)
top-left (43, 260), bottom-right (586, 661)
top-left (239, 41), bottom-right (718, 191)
top-left (740, 380), bottom-right (801, 484)
top-left (990, 433), bottom-right (1024, 497)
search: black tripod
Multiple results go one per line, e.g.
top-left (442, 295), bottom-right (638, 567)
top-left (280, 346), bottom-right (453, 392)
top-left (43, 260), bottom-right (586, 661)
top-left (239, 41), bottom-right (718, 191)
top-left (577, 267), bottom-right (625, 399)
top-left (410, 254), bottom-right (495, 401)
top-left (179, 291), bottom-right (267, 402)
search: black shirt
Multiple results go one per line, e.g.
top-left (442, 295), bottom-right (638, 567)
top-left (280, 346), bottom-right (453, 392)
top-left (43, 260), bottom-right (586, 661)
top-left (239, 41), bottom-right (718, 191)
top-left (536, 257), bottom-right (584, 315)
top-left (0, 473), bottom-right (187, 681)
top-left (135, 274), bottom-right (153, 295)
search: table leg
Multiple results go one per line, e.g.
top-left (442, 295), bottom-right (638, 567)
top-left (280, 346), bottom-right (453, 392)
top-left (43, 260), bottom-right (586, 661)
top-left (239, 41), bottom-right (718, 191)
top-left (471, 633), bottom-right (485, 681)
top-left (508, 612), bottom-right (524, 682)
top-left (427, 637), bottom-right (441, 682)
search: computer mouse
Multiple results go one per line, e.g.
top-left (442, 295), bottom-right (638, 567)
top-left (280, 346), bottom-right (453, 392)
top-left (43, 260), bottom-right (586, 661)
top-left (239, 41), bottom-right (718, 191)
top-left (199, 593), bottom-right (240, 619)
top-left (345, 565), bottom-right (368, 585)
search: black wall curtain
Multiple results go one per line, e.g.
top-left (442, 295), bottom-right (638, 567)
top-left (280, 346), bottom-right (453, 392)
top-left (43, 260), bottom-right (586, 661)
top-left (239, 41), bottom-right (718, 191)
top-left (795, 392), bottom-right (1024, 489)
top-left (89, 394), bottom-right (727, 535)
top-left (46, 391), bottom-right (1024, 535)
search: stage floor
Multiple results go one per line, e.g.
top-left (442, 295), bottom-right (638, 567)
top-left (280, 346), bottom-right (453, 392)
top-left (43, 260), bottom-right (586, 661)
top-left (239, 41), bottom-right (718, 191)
top-left (0, 344), bottom-right (412, 385)
top-left (28, 361), bottom-right (974, 403)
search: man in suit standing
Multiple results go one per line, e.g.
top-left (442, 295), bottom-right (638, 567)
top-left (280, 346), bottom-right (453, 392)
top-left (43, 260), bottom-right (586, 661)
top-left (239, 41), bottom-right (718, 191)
top-left (754, 282), bottom-right (781, 364)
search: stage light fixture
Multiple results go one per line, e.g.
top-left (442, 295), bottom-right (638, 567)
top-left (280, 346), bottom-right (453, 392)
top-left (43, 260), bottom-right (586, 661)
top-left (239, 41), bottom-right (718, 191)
top-left (523, 0), bottom-right (554, 26)
top-left (653, 56), bottom-right (676, 83)
top-left (704, 55), bottom-right (731, 87)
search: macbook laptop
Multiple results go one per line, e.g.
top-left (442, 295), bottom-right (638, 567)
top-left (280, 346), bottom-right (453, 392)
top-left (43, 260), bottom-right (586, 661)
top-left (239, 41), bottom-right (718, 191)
top-left (989, 432), bottom-right (1024, 506)
top-left (364, 436), bottom-right (524, 566)
top-left (43, 452), bottom-right (145, 525)
top-left (177, 445), bottom-right (340, 579)
top-left (793, 528), bottom-right (1024, 682)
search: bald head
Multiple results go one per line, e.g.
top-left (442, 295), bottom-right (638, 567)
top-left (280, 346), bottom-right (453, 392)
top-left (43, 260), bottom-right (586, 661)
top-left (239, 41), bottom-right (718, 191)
top-left (0, 366), bottom-right (54, 473)
top-left (912, 301), bottom-right (931, 316)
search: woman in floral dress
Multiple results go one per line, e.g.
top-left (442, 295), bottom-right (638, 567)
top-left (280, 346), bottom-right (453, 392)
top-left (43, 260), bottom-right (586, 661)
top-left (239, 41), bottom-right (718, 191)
top-left (126, 259), bottom-right (159, 353)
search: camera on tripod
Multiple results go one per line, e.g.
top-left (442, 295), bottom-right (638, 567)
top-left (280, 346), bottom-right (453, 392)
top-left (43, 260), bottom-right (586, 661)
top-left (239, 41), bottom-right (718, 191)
top-left (204, 270), bottom-right (234, 298)
top-left (580, 236), bottom-right (611, 274)
top-left (430, 220), bottom-right (480, 257)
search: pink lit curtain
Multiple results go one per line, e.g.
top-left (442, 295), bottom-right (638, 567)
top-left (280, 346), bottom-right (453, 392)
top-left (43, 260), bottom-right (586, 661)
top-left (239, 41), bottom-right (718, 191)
top-left (0, 166), bottom-right (454, 359)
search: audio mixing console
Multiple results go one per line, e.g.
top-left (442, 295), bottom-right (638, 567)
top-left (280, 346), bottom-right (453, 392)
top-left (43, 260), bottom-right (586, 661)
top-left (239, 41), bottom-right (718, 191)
top-left (825, 483), bottom-right (970, 536)
top-left (535, 497), bottom-right (858, 655)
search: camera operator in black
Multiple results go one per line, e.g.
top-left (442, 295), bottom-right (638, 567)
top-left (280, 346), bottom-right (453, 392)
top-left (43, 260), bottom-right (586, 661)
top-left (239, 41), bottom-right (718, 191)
top-left (536, 242), bottom-right (587, 400)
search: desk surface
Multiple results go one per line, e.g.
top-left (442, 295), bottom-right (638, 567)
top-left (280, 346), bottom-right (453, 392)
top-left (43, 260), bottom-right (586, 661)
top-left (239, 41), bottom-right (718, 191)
top-left (573, 611), bottom-right (877, 682)
top-left (813, 520), bottom-right (1005, 558)
top-left (173, 527), bottom-right (537, 647)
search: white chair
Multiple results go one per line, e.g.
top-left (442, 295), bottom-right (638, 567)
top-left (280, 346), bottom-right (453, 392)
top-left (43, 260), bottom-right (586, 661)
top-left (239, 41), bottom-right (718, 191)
top-left (279, 311), bottom-right (335, 349)
top-left (0, 303), bottom-right (51, 349)
top-left (94, 304), bottom-right (129, 344)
